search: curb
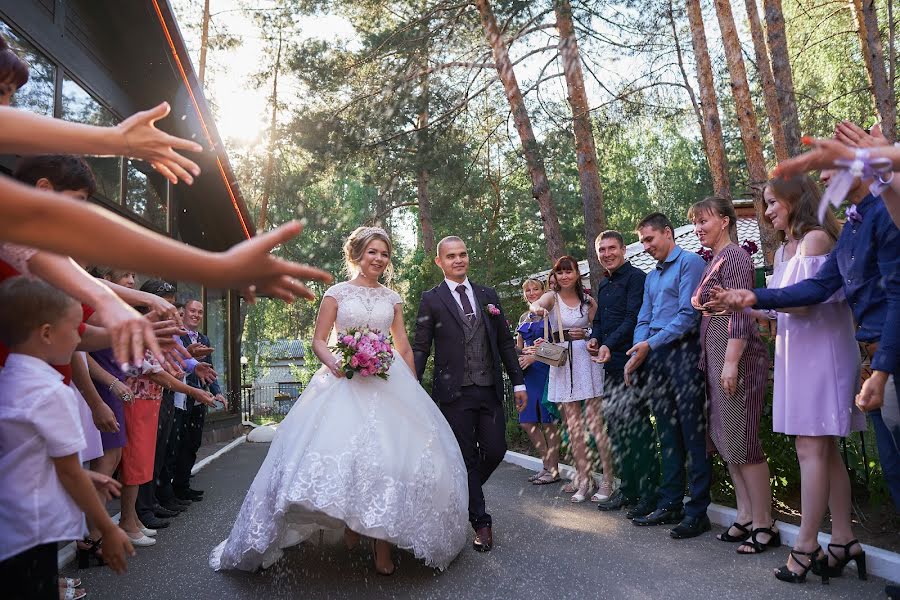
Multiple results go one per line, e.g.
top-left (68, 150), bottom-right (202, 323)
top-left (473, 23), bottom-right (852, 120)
top-left (59, 435), bottom-right (248, 569)
top-left (504, 450), bottom-right (900, 584)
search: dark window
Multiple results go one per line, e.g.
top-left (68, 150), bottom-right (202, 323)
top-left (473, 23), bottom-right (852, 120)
top-left (0, 20), bottom-right (55, 116)
top-left (60, 76), bottom-right (122, 203)
top-left (126, 160), bottom-right (168, 231)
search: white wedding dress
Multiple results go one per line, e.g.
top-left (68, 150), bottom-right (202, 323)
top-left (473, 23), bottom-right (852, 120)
top-left (209, 282), bottom-right (468, 572)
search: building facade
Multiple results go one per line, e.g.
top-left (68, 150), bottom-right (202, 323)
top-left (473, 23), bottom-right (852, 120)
top-left (1, 0), bottom-right (252, 439)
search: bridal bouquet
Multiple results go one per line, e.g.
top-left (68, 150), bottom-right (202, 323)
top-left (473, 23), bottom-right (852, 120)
top-left (332, 327), bottom-right (394, 380)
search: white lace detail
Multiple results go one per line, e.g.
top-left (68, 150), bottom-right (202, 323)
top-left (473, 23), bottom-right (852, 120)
top-left (324, 282), bottom-right (402, 334)
top-left (210, 283), bottom-right (467, 573)
top-left (547, 299), bottom-right (604, 403)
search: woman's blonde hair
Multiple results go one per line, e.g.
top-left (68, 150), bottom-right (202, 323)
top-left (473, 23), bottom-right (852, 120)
top-left (521, 277), bottom-right (544, 294)
top-left (343, 226), bottom-right (394, 282)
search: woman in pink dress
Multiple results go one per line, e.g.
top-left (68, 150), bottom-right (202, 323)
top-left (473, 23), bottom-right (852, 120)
top-left (759, 176), bottom-right (866, 583)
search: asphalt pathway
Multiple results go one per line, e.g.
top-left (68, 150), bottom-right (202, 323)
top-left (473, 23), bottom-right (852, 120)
top-left (70, 441), bottom-right (885, 599)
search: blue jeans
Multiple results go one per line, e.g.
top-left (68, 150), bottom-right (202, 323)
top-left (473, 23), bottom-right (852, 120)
top-left (871, 375), bottom-right (900, 510)
top-left (632, 334), bottom-right (712, 518)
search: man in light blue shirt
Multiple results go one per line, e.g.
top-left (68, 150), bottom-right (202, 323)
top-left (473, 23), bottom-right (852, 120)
top-left (625, 213), bottom-right (712, 539)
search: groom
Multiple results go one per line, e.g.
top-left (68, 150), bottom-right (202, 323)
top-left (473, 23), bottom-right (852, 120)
top-left (413, 236), bottom-right (527, 552)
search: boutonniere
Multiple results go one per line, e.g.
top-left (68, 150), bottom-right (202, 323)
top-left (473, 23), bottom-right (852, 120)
top-left (484, 303), bottom-right (501, 317)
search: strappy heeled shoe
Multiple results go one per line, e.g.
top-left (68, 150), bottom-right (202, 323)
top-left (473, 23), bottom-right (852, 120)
top-left (76, 537), bottom-right (104, 569)
top-left (822, 539), bottom-right (867, 580)
top-left (590, 477), bottom-right (614, 503)
top-left (717, 520), bottom-right (751, 542)
top-left (774, 546), bottom-right (829, 584)
top-left (570, 479), bottom-right (596, 503)
top-left (737, 525), bottom-right (781, 554)
top-left (528, 469), bottom-right (548, 483)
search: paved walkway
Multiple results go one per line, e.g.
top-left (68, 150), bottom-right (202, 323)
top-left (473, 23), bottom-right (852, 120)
top-left (70, 441), bottom-right (886, 599)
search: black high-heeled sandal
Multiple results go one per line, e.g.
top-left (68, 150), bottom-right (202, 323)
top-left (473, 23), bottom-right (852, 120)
top-left (774, 546), bottom-right (829, 584)
top-left (76, 537), bottom-right (104, 569)
top-left (822, 539), bottom-right (867, 580)
top-left (737, 525), bottom-right (781, 554)
top-left (717, 521), bottom-right (751, 542)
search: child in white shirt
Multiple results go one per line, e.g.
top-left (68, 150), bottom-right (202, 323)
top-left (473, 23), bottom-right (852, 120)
top-left (0, 276), bottom-right (134, 600)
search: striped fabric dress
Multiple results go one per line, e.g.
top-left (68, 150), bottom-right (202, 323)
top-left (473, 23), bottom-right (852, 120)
top-left (696, 243), bottom-right (769, 465)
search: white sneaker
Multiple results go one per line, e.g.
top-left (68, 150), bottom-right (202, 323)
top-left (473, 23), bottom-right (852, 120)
top-left (126, 532), bottom-right (157, 547)
top-left (140, 527), bottom-right (157, 537)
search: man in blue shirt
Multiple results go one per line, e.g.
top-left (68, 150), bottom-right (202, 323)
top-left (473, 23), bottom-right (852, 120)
top-left (624, 213), bottom-right (712, 539)
top-left (715, 183), bottom-right (900, 510)
top-left (587, 230), bottom-right (657, 513)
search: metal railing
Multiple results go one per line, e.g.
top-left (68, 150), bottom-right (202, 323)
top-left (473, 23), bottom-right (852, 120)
top-left (240, 383), bottom-right (304, 424)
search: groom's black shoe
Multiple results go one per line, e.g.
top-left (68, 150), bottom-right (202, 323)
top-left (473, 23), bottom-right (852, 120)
top-left (625, 498), bottom-right (655, 520)
top-left (473, 526), bottom-right (493, 552)
top-left (669, 514), bottom-right (711, 539)
top-left (597, 490), bottom-right (635, 512)
top-left (632, 506), bottom-right (684, 526)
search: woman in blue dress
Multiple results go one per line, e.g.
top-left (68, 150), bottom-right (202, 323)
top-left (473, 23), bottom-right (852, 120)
top-left (516, 278), bottom-right (560, 484)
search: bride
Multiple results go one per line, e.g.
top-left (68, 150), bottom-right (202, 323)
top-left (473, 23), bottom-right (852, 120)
top-left (210, 226), bottom-right (468, 575)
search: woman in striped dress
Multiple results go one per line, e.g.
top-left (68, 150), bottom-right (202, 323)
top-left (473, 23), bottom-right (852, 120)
top-left (689, 196), bottom-right (776, 555)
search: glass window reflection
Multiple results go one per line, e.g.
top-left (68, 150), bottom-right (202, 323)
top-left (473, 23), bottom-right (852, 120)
top-left (126, 160), bottom-right (169, 231)
top-left (205, 290), bottom-right (230, 413)
top-left (61, 77), bottom-right (122, 202)
top-left (0, 21), bottom-right (55, 116)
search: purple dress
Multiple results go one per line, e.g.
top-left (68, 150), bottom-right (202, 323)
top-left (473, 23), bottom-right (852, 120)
top-left (90, 347), bottom-right (128, 449)
top-left (769, 242), bottom-right (866, 436)
top-left (72, 354), bottom-right (103, 462)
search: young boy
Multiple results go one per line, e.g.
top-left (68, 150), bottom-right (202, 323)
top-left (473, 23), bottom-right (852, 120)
top-left (0, 277), bottom-right (133, 600)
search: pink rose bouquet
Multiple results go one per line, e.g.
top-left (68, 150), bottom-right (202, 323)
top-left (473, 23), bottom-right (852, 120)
top-left (331, 327), bottom-right (394, 380)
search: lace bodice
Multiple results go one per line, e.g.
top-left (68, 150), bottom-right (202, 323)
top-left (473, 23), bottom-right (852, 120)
top-left (554, 298), bottom-right (590, 330)
top-left (323, 282), bottom-right (402, 334)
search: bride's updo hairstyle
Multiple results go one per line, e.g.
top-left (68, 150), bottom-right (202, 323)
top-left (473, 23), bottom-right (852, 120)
top-left (343, 226), bottom-right (394, 282)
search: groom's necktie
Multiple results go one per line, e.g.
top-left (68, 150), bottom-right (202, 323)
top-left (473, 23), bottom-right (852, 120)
top-left (456, 285), bottom-right (476, 322)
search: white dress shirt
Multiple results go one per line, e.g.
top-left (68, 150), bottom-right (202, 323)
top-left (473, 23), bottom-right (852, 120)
top-left (444, 277), bottom-right (478, 317)
top-left (443, 277), bottom-right (526, 394)
top-left (0, 353), bottom-right (87, 562)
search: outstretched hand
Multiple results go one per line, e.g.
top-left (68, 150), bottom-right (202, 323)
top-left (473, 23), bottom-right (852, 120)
top-left (707, 286), bottom-right (756, 312)
top-left (772, 137), bottom-right (855, 179)
top-left (834, 120), bottom-right (890, 148)
top-left (97, 297), bottom-right (163, 370)
top-left (217, 221), bottom-right (333, 303)
top-left (115, 102), bottom-right (203, 185)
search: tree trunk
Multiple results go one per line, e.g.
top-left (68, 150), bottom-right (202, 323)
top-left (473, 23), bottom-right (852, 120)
top-left (762, 0), bottom-right (802, 156)
top-left (417, 65), bottom-right (436, 255)
top-left (713, 0), bottom-right (778, 264)
top-left (889, 0), bottom-right (895, 104)
top-left (852, 0), bottom-right (897, 140)
top-left (851, 0), bottom-right (877, 92)
top-left (257, 27), bottom-right (282, 233)
top-left (668, 2), bottom-right (705, 143)
top-left (555, 0), bottom-right (605, 291)
top-left (198, 0), bottom-right (210, 88)
top-left (475, 0), bottom-right (565, 261)
top-left (685, 0), bottom-right (731, 199)
top-left (745, 0), bottom-right (789, 162)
